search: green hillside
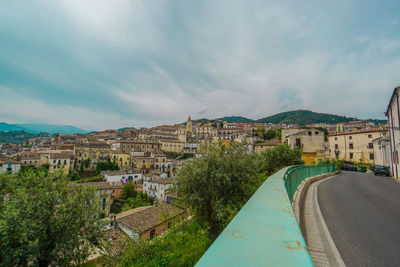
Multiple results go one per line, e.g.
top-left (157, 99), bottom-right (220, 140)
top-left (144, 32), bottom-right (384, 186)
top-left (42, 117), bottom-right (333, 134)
top-left (0, 131), bottom-right (51, 144)
top-left (218, 116), bottom-right (255, 123)
top-left (257, 110), bottom-right (386, 125)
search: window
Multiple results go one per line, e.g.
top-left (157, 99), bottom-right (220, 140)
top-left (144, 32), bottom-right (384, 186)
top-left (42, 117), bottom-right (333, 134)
top-left (315, 131), bottom-right (319, 135)
top-left (349, 136), bottom-right (352, 140)
top-left (368, 143), bottom-right (373, 149)
top-left (349, 143), bottom-right (353, 149)
top-left (295, 138), bottom-right (301, 147)
top-left (335, 137), bottom-right (338, 140)
top-left (349, 153), bottom-right (353, 159)
top-left (308, 131), bottom-right (312, 136)
top-left (368, 134), bottom-right (372, 138)
top-left (335, 144), bottom-right (338, 149)
top-left (370, 153), bottom-right (374, 160)
top-left (150, 229), bottom-right (156, 239)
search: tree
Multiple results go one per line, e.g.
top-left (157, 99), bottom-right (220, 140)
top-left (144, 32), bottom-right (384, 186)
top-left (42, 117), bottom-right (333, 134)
top-left (122, 182), bottom-right (137, 199)
top-left (83, 158), bottom-right (91, 169)
top-left (0, 169), bottom-right (103, 266)
top-left (177, 142), bottom-right (262, 239)
top-left (256, 125), bottom-right (266, 139)
top-left (259, 144), bottom-right (303, 175)
top-left (96, 162), bottom-right (119, 175)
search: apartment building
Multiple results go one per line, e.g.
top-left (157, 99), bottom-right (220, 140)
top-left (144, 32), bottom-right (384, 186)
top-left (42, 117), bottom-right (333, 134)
top-left (328, 129), bottom-right (384, 164)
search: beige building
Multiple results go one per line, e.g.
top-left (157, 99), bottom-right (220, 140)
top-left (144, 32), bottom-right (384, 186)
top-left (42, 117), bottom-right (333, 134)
top-left (385, 85), bottom-right (400, 177)
top-left (282, 128), bottom-right (326, 165)
top-left (160, 139), bottom-right (185, 153)
top-left (336, 121), bottom-right (375, 133)
top-left (372, 137), bottom-right (391, 167)
top-left (328, 128), bottom-right (385, 164)
top-left (254, 137), bottom-right (281, 154)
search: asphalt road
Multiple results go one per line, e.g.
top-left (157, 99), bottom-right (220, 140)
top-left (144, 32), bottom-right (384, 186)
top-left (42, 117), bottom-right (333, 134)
top-left (318, 171), bottom-right (400, 267)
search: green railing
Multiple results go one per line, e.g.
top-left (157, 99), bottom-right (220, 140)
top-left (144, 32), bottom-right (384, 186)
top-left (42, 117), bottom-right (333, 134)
top-left (196, 164), bottom-right (337, 267)
top-left (284, 165), bottom-right (337, 202)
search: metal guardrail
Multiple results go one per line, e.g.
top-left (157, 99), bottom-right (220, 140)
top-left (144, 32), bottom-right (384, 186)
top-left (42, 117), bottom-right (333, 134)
top-left (196, 165), bottom-right (337, 267)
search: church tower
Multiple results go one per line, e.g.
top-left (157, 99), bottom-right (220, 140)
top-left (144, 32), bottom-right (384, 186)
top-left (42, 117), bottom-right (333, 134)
top-left (186, 115), bottom-right (192, 137)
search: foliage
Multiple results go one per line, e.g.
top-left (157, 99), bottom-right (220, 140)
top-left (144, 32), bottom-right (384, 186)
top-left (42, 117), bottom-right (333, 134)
top-left (256, 109), bottom-right (386, 125)
top-left (96, 162), bottom-right (119, 175)
top-left (121, 193), bottom-right (155, 212)
top-left (0, 169), bottom-right (104, 266)
top-left (218, 116), bottom-right (255, 123)
top-left (41, 163), bottom-right (50, 170)
top-left (176, 153), bottom-right (195, 160)
top-left (255, 126), bottom-right (280, 140)
top-left (69, 171), bottom-right (80, 181)
top-left (84, 158), bottom-right (91, 168)
top-left (259, 144), bottom-right (303, 175)
top-left (110, 219), bottom-right (211, 267)
top-left (177, 142), bottom-right (263, 239)
top-left (0, 130), bottom-right (50, 144)
top-left (122, 182), bottom-right (137, 200)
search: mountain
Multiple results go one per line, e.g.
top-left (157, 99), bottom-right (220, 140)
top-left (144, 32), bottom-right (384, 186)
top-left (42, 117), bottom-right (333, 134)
top-left (218, 116), bottom-right (255, 123)
top-left (0, 122), bottom-right (37, 133)
top-left (0, 131), bottom-right (51, 144)
top-left (16, 123), bottom-right (90, 135)
top-left (256, 110), bottom-right (386, 125)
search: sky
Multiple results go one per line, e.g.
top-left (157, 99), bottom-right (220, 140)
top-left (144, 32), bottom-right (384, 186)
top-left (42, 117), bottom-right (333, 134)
top-left (0, 0), bottom-right (399, 130)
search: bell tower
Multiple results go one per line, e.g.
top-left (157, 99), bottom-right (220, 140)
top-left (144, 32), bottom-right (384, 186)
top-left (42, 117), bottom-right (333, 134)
top-left (186, 115), bottom-right (192, 137)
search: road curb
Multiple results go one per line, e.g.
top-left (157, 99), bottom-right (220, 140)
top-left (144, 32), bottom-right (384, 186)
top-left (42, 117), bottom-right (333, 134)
top-left (292, 171), bottom-right (341, 232)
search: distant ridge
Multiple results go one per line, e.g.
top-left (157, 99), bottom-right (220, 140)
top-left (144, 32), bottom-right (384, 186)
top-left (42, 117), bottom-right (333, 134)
top-left (0, 122), bottom-right (37, 133)
top-left (0, 122), bottom-right (89, 135)
top-left (214, 110), bottom-right (386, 125)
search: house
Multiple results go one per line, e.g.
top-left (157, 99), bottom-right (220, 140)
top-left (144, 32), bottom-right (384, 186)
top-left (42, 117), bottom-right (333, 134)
top-left (282, 128), bottom-right (326, 165)
top-left (0, 160), bottom-right (21, 174)
top-left (110, 152), bottom-right (131, 169)
top-left (74, 142), bottom-right (110, 171)
top-left (254, 137), bottom-right (281, 154)
top-left (385, 85), bottom-right (400, 177)
top-left (143, 178), bottom-right (172, 201)
top-left (336, 121), bottom-right (375, 133)
top-left (372, 137), bottom-right (391, 167)
top-left (328, 128), bottom-right (385, 164)
top-left (85, 181), bottom-right (124, 217)
top-left (115, 204), bottom-right (186, 241)
top-left (102, 170), bottom-right (143, 184)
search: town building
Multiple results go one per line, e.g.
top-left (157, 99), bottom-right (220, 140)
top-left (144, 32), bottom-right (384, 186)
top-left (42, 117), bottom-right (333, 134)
top-left (143, 178), bottom-right (172, 201)
top-left (0, 159), bottom-right (21, 174)
top-left (115, 204), bottom-right (186, 241)
top-left (328, 128), bottom-right (385, 164)
top-left (102, 170), bottom-right (143, 183)
top-left (385, 85), bottom-right (400, 177)
top-left (372, 137), bottom-right (391, 167)
top-left (254, 137), bottom-right (281, 154)
top-left (282, 128), bottom-right (326, 165)
top-left (85, 181), bottom-right (124, 217)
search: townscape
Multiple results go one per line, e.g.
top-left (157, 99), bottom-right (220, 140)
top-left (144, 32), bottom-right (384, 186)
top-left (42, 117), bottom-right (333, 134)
top-left (1, 1), bottom-right (399, 265)
top-left (0, 104), bottom-right (394, 249)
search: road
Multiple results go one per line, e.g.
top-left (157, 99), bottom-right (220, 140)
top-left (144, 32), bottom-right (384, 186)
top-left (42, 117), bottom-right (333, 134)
top-left (318, 171), bottom-right (400, 267)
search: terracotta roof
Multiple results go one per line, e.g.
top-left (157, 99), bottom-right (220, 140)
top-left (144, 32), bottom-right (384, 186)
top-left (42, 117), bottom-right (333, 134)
top-left (117, 204), bottom-right (185, 234)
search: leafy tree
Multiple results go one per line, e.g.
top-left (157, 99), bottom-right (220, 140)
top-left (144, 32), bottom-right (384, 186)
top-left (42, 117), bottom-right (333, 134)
top-left (0, 169), bottom-right (103, 266)
top-left (256, 125), bottom-right (266, 139)
top-left (122, 182), bottom-right (137, 200)
top-left (69, 171), bottom-right (80, 181)
top-left (41, 163), bottom-right (49, 170)
top-left (259, 144), bottom-right (303, 175)
top-left (177, 142), bottom-right (262, 239)
top-left (84, 158), bottom-right (91, 169)
top-left (96, 162), bottom-right (119, 175)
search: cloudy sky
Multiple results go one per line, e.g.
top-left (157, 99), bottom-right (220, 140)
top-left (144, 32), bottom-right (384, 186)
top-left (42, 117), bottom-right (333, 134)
top-left (0, 0), bottom-right (399, 130)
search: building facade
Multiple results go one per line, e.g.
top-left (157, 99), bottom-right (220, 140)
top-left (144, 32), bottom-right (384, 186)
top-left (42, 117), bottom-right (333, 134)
top-left (385, 86), bottom-right (400, 177)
